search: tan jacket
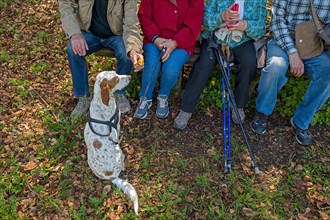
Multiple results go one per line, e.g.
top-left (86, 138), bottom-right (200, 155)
top-left (58, 0), bottom-right (143, 54)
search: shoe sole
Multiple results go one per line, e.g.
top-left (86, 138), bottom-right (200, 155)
top-left (173, 122), bottom-right (187, 130)
top-left (134, 102), bottom-right (152, 119)
top-left (135, 111), bottom-right (148, 119)
top-left (156, 110), bottom-right (169, 119)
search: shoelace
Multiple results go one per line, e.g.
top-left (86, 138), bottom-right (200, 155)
top-left (255, 112), bottom-right (267, 124)
top-left (157, 97), bottom-right (168, 108)
top-left (139, 99), bottom-right (150, 109)
top-left (178, 111), bottom-right (191, 121)
top-left (295, 126), bottom-right (310, 136)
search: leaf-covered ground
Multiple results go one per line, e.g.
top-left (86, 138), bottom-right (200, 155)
top-left (1, 1), bottom-right (329, 219)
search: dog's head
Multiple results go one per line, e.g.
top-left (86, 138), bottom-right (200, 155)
top-left (95, 71), bottom-right (131, 106)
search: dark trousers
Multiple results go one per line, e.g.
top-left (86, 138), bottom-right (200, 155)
top-left (181, 38), bottom-right (257, 112)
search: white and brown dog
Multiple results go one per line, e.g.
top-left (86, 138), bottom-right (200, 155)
top-left (84, 71), bottom-right (138, 214)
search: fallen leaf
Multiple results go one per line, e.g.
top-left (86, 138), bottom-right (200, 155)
top-left (242, 207), bottom-right (255, 217)
top-left (24, 161), bottom-right (37, 171)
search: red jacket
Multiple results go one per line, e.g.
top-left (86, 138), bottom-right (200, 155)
top-left (138, 0), bottom-right (204, 57)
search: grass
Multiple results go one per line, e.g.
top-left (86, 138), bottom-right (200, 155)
top-left (1, 0), bottom-right (329, 219)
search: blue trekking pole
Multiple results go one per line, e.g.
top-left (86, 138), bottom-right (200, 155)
top-left (222, 60), bottom-right (232, 173)
top-left (208, 32), bottom-right (260, 174)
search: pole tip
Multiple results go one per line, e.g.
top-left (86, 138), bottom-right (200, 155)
top-left (254, 167), bottom-right (260, 174)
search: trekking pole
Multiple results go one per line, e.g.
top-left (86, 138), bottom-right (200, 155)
top-left (222, 60), bottom-right (232, 173)
top-left (207, 33), bottom-right (260, 174)
top-left (134, 46), bottom-right (167, 117)
top-left (216, 49), bottom-right (260, 174)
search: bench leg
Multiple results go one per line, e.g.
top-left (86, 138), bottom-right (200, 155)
top-left (172, 71), bottom-right (183, 97)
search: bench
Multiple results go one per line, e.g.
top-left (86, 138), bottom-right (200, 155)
top-left (94, 43), bottom-right (258, 97)
top-left (94, 44), bottom-right (201, 96)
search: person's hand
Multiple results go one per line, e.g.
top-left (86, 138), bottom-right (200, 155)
top-left (154, 37), bottom-right (168, 50)
top-left (70, 33), bottom-right (89, 56)
top-left (159, 39), bottom-right (177, 62)
top-left (289, 52), bottom-right (305, 77)
top-left (221, 6), bottom-right (240, 22)
top-left (129, 50), bottom-right (144, 72)
top-left (228, 20), bottom-right (247, 31)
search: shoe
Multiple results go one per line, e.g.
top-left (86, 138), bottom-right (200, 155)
top-left (134, 97), bottom-right (152, 119)
top-left (290, 118), bottom-right (312, 146)
top-left (70, 94), bottom-right (92, 117)
top-left (156, 95), bottom-right (169, 119)
top-left (231, 107), bottom-right (245, 124)
top-left (173, 110), bottom-right (192, 130)
top-left (251, 112), bottom-right (268, 134)
top-left (115, 93), bottom-right (131, 114)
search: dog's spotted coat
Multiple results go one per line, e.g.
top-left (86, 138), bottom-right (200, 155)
top-left (84, 71), bottom-right (138, 214)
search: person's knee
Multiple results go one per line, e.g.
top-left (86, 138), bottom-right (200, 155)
top-left (265, 56), bottom-right (288, 77)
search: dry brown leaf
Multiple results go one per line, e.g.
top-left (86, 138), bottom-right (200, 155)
top-left (206, 147), bottom-right (217, 157)
top-left (242, 207), bottom-right (255, 217)
top-left (269, 184), bottom-right (276, 190)
top-left (297, 213), bottom-right (308, 220)
top-left (24, 161), bottom-right (37, 171)
top-left (318, 211), bottom-right (330, 220)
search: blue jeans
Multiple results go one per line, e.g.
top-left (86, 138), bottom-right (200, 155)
top-left (66, 31), bottom-right (133, 97)
top-left (256, 39), bottom-right (330, 129)
top-left (139, 43), bottom-right (189, 99)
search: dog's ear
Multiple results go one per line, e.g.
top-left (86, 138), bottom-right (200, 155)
top-left (100, 76), bottom-right (119, 106)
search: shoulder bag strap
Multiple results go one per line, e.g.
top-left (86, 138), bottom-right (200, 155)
top-left (309, 0), bottom-right (324, 33)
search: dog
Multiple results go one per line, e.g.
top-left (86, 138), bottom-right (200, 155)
top-left (84, 71), bottom-right (138, 214)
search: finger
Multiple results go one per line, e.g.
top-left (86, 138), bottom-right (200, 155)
top-left (162, 53), bottom-right (169, 62)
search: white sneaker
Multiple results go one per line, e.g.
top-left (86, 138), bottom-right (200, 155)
top-left (115, 93), bottom-right (131, 113)
top-left (231, 107), bottom-right (245, 124)
top-left (70, 94), bottom-right (92, 117)
top-left (173, 110), bottom-right (192, 130)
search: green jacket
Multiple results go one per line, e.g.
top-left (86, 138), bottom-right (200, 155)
top-left (58, 0), bottom-right (143, 55)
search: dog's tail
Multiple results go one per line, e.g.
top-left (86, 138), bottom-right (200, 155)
top-left (112, 177), bottom-right (138, 214)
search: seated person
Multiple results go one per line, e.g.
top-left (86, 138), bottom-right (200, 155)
top-left (135, 0), bottom-right (204, 119)
top-left (58, 0), bottom-right (144, 116)
top-left (174, 0), bottom-right (268, 129)
top-left (251, 0), bottom-right (330, 145)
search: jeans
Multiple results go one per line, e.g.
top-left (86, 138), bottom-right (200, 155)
top-left (181, 38), bottom-right (257, 113)
top-left (66, 31), bottom-right (133, 97)
top-left (139, 43), bottom-right (189, 99)
top-left (256, 39), bottom-right (330, 129)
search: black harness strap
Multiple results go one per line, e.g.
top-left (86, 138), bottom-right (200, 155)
top-left (88, 105), bottom-right (119, 144)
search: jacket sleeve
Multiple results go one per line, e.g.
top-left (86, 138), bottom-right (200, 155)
top-left (123, 0), bottom-right (143, 54)
top-left (138, 0), bottom-right (160, 43)
top-left (172, 0), bottom-right (204, 49)
top-left (58, 0), bottom-right (81, 37)
top-left (203, 0), bottom-right (224, 32)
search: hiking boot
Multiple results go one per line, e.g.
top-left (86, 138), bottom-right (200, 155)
top-left (231, 107), bottom-right (245, 124)
top-left (156, 95), bottom-right (169, 119)
top-left (290, 118), bottom-right (312, 146)
top-left (70, 94), bottom-right (92, 117)
top-left (173, 110), bottom-right (192, 130)
top-left (134, 97), bottom-right (152, 119)
top-left (115, 93), bottom-right (131, 114)
top-left (251, 112), bottom-right (268, 134)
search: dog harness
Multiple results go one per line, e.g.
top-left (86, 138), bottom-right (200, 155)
top-left (88, 105), bottom-right (119, 144)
